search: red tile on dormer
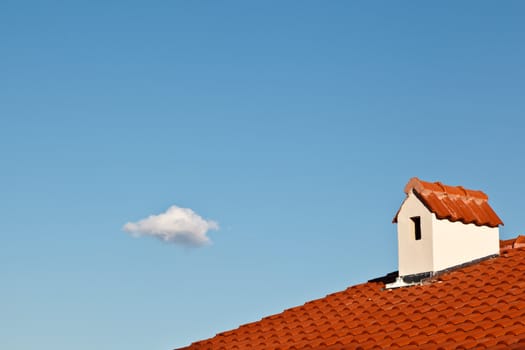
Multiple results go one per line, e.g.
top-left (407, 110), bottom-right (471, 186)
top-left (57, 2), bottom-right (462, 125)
top-left (393, 177), bottom-right (503, 227)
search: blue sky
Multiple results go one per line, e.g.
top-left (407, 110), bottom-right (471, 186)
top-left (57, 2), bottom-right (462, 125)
top-left (1, 1), bottom-right (524, 349)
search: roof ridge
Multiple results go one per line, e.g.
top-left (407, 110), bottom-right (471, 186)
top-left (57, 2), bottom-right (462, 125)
top-left (405, 177), bottom-right (489, 200)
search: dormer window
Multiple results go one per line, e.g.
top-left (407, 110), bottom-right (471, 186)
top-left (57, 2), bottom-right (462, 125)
top-left (411, 216), bottom-right (422, 240)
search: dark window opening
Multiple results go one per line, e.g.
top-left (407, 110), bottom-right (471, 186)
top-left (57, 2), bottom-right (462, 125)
top-left (411, 216), bottom-right (422, 240)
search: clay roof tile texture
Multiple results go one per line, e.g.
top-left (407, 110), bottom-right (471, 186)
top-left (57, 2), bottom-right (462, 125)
top-left (393, 177), bottom-right (503, 227)
top-left (177, 240), bottom-right (525, 350)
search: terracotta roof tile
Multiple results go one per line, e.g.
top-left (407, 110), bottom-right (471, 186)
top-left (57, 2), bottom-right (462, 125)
top-left (177, 238), bottom-right (525, 350)
top-left (393, 177), bottom-right (504, 227)
top-left (501, 235), bottom-right (525, 253)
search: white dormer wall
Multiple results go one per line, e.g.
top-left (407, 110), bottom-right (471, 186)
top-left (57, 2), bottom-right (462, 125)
top-left (397, 191), bottom-right (500, 278)
top-left (397, 191), bottom-right (434, 277)
top-left (432, 218), bottom-right (499, 272)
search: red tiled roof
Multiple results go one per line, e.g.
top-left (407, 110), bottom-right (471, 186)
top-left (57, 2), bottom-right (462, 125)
top-left (392, 177), bottom-right (503, 227)
top-left (177, 240), bottom-right (525, 350)
top-left (501, 235), bottom-right (525, 251)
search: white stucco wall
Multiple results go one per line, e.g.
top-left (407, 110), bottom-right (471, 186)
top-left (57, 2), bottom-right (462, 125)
top-left (432, 218), bottom-right (499, 272)
top-left (397, 191), bottom-right (434, 277)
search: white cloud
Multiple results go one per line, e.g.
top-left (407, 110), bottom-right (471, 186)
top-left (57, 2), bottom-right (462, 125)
top-left (123, 205), bottom-right (219, 247)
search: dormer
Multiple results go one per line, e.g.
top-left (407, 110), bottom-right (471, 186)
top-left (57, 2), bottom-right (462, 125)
top-left (392, 177), bottom-right (503, 282)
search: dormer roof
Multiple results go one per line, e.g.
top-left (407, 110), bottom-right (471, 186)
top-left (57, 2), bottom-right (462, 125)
top-left (393, 177), bottom-right (503, 227)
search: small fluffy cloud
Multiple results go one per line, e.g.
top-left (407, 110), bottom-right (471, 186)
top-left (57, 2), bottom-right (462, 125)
top-left (123, 205), bottom-right (219, 247)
